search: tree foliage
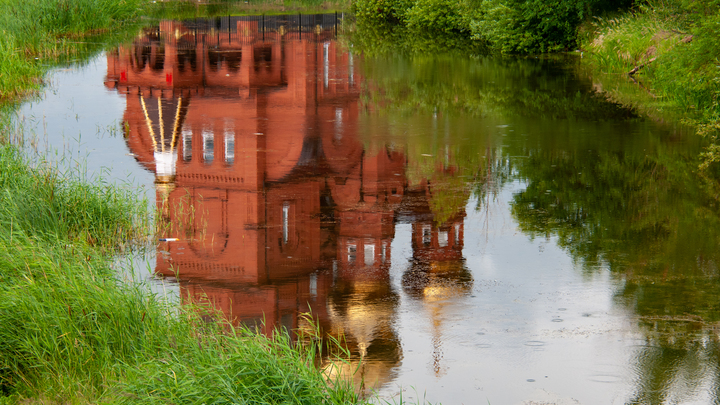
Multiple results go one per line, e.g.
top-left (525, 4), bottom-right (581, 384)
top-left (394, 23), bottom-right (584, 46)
top-left (352, 0), bottom-right (634, 53)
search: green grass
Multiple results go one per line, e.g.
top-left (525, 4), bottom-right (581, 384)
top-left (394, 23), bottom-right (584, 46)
top-left (580, 13), bottom-right (684, 73)
top-left (580, 0), bottom-right (719, 118)
top-left (0, 0), bottom-right (378, 402)
top-left (0, 144), bottom-right (148, 400)
top-left (0, 36), bottom-right (43, 101)
top-left (580, 0), bottom-right (720, 185)
top-left (0, 0), bottom-right (149, 101)
top-left (0, 144), bottom-right (362, 403)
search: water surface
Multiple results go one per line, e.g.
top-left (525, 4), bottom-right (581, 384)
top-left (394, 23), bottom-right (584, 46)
top-left (20, 15), bottom-right (720, 405)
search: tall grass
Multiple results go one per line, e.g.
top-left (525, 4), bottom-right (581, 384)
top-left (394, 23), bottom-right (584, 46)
top-left (0, 37), bottom-right (42, 101)
top-left (0, 0), bottom-right (369, 402)
top-left (581, 0), bottom-right (719, 116)
top-left (580, 13), bottom-right (683, 73)
top-left (0, 144), bottom-right (362, 403)
top-left (0, 144), bottom-right (147, 399)
top-left (0, 146), bottom-right (147, 248)
top-left (0, 0), bottom-right (148, 101)
top-left (580, 0), bottom-right (720, 184)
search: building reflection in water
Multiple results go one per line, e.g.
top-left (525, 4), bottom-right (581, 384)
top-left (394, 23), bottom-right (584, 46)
top-left (400, 180), bottom-right (472, 377)
top-left (105, 15), bottom-right (470, 394)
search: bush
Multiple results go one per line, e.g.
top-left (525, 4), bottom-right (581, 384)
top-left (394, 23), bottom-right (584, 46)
top-left (405, 0), bottom-right (475, 34)
top-left (351, 0), bottom-right (413, 24)
top-left (472, 0), bottom-right (633, 53)
top-left (353, 0), bottom-right (636, 53)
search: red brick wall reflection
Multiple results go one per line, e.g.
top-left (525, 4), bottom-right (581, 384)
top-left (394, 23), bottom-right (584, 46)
top-left (108, 17), bottom-right (471, 394)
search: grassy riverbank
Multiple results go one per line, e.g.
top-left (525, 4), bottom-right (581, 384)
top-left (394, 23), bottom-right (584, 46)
top-left (0, 0), bottom-right (363, 403)
top-left (579, 0), bottom-right (720, 184)
top-left (0, 146), bottom-right (359, 403)
top-left (0, 0), bottom-right (150, 101)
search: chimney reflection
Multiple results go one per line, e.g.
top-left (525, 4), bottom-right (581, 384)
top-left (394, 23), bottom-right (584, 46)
top-left (107, 15), bottom-right (471, 395)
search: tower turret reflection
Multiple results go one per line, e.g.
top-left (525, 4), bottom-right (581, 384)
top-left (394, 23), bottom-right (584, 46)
top-left (401, 169), bottom-right (473, 377)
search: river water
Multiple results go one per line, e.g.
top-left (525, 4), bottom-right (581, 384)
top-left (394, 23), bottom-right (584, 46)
top-left (17, 14), bottom-right (720, 405)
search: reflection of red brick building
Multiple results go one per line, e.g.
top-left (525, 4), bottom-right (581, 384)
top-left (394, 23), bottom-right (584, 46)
top-left (333, 148), bottom-right (405, 279)
top-left (106, 16), bottom-right (407, 337)
top-left (106, 17), bottom-right (360, 335)
top-left (107, 15), bottom-right (470, 393)
top-left (400, 184), bottom-right (469, 297)
top-left (399, 182), bottom-right (471, 378)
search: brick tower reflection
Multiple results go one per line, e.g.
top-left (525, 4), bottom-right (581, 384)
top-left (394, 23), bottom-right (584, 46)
top-left (400, 174), bottom-right (473, 377)
top-left (324, 144), bottom-right (405, 391)
top-left (106, 16), bottom-right (406, 394)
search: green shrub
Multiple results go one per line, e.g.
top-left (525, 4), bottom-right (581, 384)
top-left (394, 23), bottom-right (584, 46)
top-left (354, 0), bottom-right (636, 54)
top-left (352, 0), bottom-right (413, 24)
top-left (0, 36), bottom-right (42, 100)
top-left (405, 0), bottom-right (475, 34)
top-left (471, 0), bottom-right (626, 53)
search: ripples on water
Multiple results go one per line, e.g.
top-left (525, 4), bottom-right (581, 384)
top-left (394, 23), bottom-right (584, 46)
top-left (18, 13), bottom-right (720, 404)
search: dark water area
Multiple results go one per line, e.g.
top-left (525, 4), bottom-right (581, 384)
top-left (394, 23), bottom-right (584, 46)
top-left (17, 13), bottom-right (720, 405)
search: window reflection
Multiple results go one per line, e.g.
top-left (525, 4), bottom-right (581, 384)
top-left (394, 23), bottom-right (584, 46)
top-left (423, 225), bottom-right (432, 246)
top-left (224, 130), bottom-right (235, 165)
top-left (209, 49), bottom-right (241, 72)
top-left (334, 107), bottom-right (343, 140)
top-left (364, 243), bottom-right (375, 266)
top-left (323, 42), bottom-right (330, 88)
top-left (203, 130), bottom-right (214, 164)
top-left (309, 273), bottom-right (317, 299)
top-left (182, 128), bottom-right (192, 161)
top-left (282, 202), bottom-right (290, 244)
top-left (438, 231), bottom-right (448, 248)
top-left (348, 243), bottom-right (357, 263)
top-left (253, 45), bottom-right (272, 72)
